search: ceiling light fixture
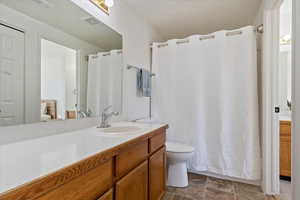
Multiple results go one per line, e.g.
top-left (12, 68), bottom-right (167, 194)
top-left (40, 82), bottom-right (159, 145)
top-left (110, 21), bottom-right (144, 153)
top-left (90, 0), bottom-right (110, 14)
top-left (104, 0), bottom-right (114, 7)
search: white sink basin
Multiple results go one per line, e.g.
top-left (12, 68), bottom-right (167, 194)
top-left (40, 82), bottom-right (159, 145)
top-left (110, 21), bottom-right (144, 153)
top-left (101, 126), bottom-right (142, 134)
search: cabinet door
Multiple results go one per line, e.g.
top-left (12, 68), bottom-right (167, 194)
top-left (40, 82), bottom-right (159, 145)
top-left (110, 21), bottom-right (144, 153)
top-left (116, 161), bottom-right (148, 200)
top-left (280, 136), bottom-right (291, 177)
top-left (280, 121), bottom-right (291, 177)
top-left (149, 147), bottom-right (166, 200)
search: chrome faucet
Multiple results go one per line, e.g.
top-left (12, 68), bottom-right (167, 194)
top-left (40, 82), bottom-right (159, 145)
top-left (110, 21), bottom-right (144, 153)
top-left (77, 109), bottom-right (92, 119)
top-left (98, 105), bottom-right (119, 128)
top-left (77, 110), bottom-right (87, 118)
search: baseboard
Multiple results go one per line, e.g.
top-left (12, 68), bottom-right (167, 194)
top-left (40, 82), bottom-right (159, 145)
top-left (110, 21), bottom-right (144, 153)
top-left (189, 170), bottom-right (261, 186)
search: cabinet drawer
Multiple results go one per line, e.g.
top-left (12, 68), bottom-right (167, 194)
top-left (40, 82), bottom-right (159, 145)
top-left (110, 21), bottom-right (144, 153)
top-left (116, 140), bottom-right (148, 177)
top-left (98, 189), bottom-right (113, 200)
top-left (36, 160), bottom-right (113, 200)
top-left (280, 121), bottom-right (291, 136)
top-left (150, 131), bottom-right (166, 153)
top-left (280, 136), bottom-right (291, 177)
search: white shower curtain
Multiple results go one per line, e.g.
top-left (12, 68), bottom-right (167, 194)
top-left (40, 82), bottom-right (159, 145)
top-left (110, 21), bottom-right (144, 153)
top-left (152, 26), bottom-right (261, 180)
top-left (87, 50), bottom-right (123, 117)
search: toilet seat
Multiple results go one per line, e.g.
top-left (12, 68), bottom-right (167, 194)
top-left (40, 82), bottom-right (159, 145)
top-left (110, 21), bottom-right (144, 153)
top-left (166, 142), bottom-right (194, 153)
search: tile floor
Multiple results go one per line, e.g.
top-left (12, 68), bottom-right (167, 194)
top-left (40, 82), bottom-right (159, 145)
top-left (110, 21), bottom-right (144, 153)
top-left (163, 173), bottom-right (276, 200)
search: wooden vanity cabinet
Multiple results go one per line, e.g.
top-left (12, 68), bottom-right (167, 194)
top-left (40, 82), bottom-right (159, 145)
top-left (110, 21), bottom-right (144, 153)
top-left (115, 130), bottom-right (166, 200)
top-left (0, 126), bottom-right (168, 200)
top-left (116, 161), bottom-right (149, 200)
top-left (35, 160), bottom-right (113, 200)
top-left (149, 147), bottom-right (166, 200)
top-left (98, 189), bottom-right (113, 200)
top-left (150, 131), bottom-right (166, 153)
top-left (116, 140), bottom-right (148, 177)
top-left (280, 121), bottom-right (292, 177)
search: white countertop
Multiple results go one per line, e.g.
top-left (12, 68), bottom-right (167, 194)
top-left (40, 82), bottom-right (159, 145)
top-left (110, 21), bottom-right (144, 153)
top-left (0, 121), bottom-right (166, 194)
top-left (279, 114), bottom-right (292, 121)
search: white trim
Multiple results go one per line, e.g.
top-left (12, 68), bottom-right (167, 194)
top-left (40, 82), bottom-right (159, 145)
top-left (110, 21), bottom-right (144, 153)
top-left (292, 0), bottom-right (299, 199)
top-left (261, 0), bottom-right (282, 195)
top-left (76, 50), bottom-right (81, 112)
top-left (271, 5), bottom-right (280, 195)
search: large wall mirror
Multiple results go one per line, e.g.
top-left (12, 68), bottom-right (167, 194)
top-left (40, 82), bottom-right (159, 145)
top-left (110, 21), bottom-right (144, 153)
top-left (0, 0), bottom-right (123, 126)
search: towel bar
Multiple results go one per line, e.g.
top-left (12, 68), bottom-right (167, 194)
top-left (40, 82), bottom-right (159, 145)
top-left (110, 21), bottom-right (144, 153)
top-left (127, 65), bottom-right (156, 77)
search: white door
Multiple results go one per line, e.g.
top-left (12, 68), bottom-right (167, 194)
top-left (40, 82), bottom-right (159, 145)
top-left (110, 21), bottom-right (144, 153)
top-left (0, 25), bottom-right (25, 126)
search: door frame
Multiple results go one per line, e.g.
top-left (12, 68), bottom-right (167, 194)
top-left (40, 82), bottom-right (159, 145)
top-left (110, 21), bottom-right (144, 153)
top-left (292, 0), bottom-right (300, 199)
top-left (261, 0), bottom-right (284, 195)
top-left (75, 50), bottom-right (81, 113)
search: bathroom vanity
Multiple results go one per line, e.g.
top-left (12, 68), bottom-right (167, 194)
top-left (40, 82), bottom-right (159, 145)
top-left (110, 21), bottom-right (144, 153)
top-left (280, 120), bottom-right (292, 178)
top-left (0, 122), bottom-right (168, 200)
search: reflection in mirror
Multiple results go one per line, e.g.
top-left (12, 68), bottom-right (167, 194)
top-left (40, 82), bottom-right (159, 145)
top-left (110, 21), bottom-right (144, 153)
top-left (0, 0), bottom-right (122, 126)
top-left (87, 50), bottom-right (123, 118)
top-left (41, 39), bottom-right (77, 121)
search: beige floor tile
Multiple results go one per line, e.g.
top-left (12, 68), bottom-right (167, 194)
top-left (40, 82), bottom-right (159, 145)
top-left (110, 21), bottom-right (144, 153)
top-left (235, 189), bottom-right (267, 200)
top-left (188, 173), bottom-right (207, 185)
top-left (207, 177), bottom-right (235, 193)
top-left (164, 173), bottom-right (269, 200)
top-left (175, 184), bottom-right (205, 199)
top-left (234, 182), bottom-right (263, 193)
top-left (205, 188), bottom-right (236, 200)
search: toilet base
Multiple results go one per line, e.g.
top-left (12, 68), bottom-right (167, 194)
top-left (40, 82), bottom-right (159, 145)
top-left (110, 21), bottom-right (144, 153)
top-left (167, 162), bottom-right (189, 187)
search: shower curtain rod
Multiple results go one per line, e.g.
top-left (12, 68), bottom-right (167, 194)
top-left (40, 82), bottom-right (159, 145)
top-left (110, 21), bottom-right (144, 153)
top-left (149, 24), bottom-right (264, 48)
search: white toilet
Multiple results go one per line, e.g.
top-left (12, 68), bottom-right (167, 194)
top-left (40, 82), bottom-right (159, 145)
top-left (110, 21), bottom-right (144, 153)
top-left (166, 142), bottom-right (195, 187)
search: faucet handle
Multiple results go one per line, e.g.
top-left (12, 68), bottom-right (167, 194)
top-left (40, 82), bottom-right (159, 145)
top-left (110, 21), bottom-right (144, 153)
top-left (103, 105), bottom-right (112, 113)
top-left (112, 112), bottom-right (119, 116)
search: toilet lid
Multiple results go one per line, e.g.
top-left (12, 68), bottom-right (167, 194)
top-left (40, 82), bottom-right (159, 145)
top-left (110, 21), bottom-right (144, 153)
top-left (166, 142), bottom-right (195, 153)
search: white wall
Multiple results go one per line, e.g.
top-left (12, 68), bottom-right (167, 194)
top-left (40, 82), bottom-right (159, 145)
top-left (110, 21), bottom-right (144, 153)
top-left (279, 46), bottom-right (292, 116)
top-left (280, 0), bottom-right (292, 38)
top-left (0, 4), bottom-right (102, 123)
top-left (279, 0), bottom-right (292, 117)
top-left (292, 0), bottom-right (299, 199)
top-left (70, 0), bottom-right (164, 120)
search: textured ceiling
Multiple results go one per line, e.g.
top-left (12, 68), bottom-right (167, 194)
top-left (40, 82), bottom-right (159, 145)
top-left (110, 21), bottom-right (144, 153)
top-left (123, 0), bottom-right (263, 40)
